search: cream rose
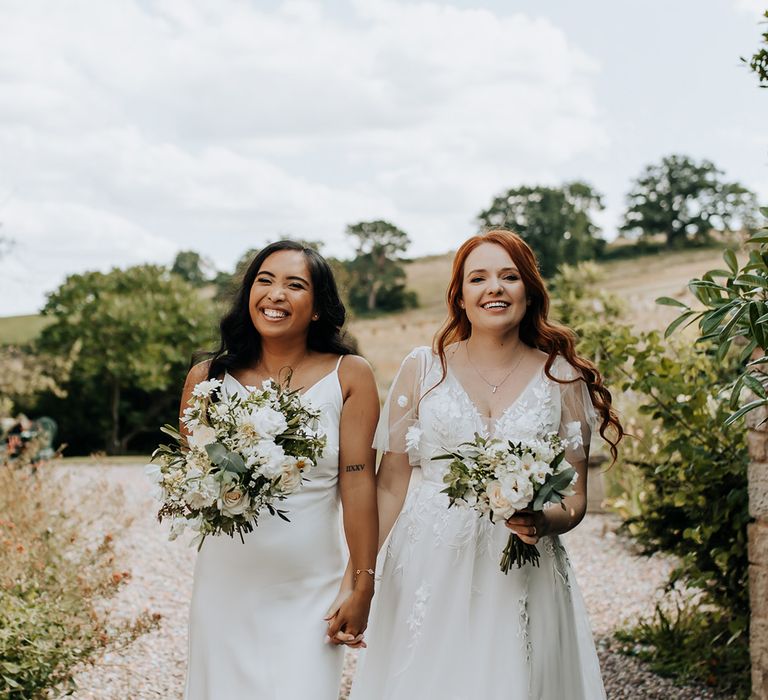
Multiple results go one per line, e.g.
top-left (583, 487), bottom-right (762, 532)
top-left (217, 483), bottom-right (251, 516)
top-left (188, 425), bottom-right (217, 450)
top-left (487, 480), bottom-right (516, 521)
top-left (279, 458), bottom-right (303, 493)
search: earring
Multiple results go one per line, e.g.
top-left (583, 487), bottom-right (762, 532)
top-left (312, 313), bottom-right (319, 321)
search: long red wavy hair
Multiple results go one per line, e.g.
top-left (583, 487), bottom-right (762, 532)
top-left (433, 229), bottom-right (623, 462)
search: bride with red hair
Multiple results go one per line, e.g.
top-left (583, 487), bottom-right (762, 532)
top-left (348, 229), bottom-right (622, 699)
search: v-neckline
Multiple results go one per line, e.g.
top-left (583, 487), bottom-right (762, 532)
top-left (224, 367), bottom-right (337, 398)
top-left (444, 360), bottom-right (547, 427)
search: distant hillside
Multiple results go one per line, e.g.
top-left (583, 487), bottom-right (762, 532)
top-left (0, 247), bottom-right (726, 380)
top-left (351, 246), bottom-right (726, 388)
top-left (0, 314), bottom-right (53, 345)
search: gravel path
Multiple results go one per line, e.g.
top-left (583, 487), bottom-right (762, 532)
top-left (59, 464), bottom-right (735, 700)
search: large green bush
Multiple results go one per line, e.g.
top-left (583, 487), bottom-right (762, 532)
top-left (551, 263), bottom-right (751, 696)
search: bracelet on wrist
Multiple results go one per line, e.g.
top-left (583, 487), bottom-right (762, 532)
top-left (354, 568), bottom-right (375, 583)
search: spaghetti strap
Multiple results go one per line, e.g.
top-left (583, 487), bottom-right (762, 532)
top-left (334, 355), bottom-right (344, 372)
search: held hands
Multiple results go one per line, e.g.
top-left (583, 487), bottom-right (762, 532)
top-left (324, 578), bottom-right (373, 648)
top-left (505, 509), bottom-right (548, 545)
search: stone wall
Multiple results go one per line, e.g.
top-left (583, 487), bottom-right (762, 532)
top-left (747, 407), bottom-right (768, 700)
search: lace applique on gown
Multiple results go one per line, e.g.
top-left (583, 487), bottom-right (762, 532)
top-left (350, 347), bottom-right (606, 700)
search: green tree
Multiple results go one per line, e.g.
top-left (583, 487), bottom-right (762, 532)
top-left (745, 9), bottom-right (768, 86)
top-left (171, 250), bottom-right (211, 287)
top-left (345, 220), bottom-right (417, 313)
top-left (476, 182), bottom-right (606, 277)
top-left (621, 155), bottom-right (758, 248)
top-left (37, 266), bottom-right (214, 454)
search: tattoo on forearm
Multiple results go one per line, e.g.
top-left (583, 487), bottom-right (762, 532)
top-left (345, 464), bottom-right (365, 472)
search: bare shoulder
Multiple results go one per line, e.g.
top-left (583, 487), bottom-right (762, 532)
top-left (338, 354), bottom-right (375, 382)
top-left (185, 360), bottom-right (212, 386)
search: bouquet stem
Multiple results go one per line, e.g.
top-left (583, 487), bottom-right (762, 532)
top-left (500, 532), bottom-right (540, 573)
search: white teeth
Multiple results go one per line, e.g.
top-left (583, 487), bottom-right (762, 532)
top-left (263, 308), bottom-right (288, 318)
top-left (482, 302), bottom-right (509, 309)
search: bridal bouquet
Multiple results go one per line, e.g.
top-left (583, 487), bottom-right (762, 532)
top-left (146, 377), bottom-right (326, 549)
top-left (434, 431), bottom-right (578, 572)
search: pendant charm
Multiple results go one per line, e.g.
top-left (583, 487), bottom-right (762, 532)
top-left (492, 385), bottom-right (498, 393)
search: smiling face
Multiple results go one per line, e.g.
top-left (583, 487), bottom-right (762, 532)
top-left (248, 249), bottom-right (315, 340)
top-left (460, 242), bottom-right (528, 336)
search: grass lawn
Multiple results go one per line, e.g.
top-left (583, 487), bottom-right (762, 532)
top-left (0, 314), bottom-right (52, 345)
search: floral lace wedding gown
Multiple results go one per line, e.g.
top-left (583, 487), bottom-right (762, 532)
top-left (185, 359), bottom-right (346, 700)
top-left (351, 347), bottom-right (606, 700)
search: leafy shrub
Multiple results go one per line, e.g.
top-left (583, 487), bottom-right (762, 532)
top-left (0, 463), bottom-right (159, 698)
top-left (551, 262), bottom-right (751, 696)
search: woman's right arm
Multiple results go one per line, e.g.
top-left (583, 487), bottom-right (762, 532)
top-left (179, 361), bottom-right (211, 438)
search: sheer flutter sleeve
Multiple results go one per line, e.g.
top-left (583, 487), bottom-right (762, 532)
top-left (372, 346), bottom-right (430, 467)
top-left (551, 356), bottom-right (598, 466)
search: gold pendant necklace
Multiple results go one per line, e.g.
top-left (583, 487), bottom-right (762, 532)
top-left (465, 341), bottom-right (525, 394)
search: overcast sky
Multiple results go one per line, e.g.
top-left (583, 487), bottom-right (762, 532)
top-left (0, 0), bottom-right (766, 316)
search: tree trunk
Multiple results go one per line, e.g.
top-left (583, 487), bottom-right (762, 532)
top-left (366, 274), bottom-right (379, 311)
top-left (108, 377), bottom-right (121, 455)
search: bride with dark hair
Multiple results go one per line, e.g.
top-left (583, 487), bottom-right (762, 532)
top-left (182, 240), bottom-right (379, 700)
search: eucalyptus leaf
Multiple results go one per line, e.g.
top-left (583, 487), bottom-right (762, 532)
top-left (205, 442), bottom-right (228, 466)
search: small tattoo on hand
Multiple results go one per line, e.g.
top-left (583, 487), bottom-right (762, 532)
top-left (345, 464), bottom-right (365, 472)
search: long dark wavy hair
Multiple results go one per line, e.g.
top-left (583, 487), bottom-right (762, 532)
top-left (433, 229), bottom-right (623, 463)
top-left (200, 240), bottom-right (357, 379)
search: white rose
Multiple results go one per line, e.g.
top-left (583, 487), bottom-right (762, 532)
top-left (184, 474), bottom-right (219, 509)
top-left (217, 483), bottom-right (251, 516)
top-left (487, 480), bottom-right (516, 521)
top-left (279, 457), bottom-right (303, 493)
top-left (499, 473), bottom-right (534, 512)
top-left (241, 407), bottom-right (288, 439)
top-left (188, 425), bottom-right (217, 450)
top-left (254, 440), bottom-right (286, 479)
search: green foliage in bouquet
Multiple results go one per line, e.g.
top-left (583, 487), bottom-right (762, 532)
top-left (0, 464), bottom-right (159, 698)
top-left (551, 262), bottom-right (751, 696)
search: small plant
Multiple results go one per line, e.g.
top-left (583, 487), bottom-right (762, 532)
top-left (616, 597), bottom-right (750, 698)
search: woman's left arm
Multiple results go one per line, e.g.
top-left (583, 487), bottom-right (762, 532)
top-left (326, 355), bottom-right (379, 643)
top-left (507, 369), bottom-right (596, 545)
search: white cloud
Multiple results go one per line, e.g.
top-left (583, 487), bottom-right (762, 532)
top-left (733, 0), bottom-right (765, 16)
top-left (0, 0), bottom-right (605, 316)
